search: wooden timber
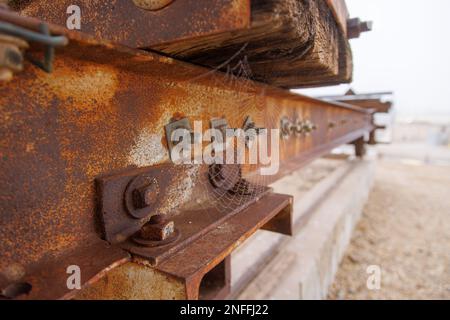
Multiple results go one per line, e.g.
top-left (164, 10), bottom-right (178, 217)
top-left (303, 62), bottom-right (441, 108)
top-left (11, 0), bottom-right (354, 88)
top-left (152, 0), bottom-right (353, 88)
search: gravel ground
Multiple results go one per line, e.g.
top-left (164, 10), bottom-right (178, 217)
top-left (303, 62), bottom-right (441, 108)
top-left (328, 159), bottom-right (450, 300)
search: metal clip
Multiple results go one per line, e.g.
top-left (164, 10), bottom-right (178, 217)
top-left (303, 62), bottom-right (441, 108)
top-left (0, 21), bottom-right (68, 73)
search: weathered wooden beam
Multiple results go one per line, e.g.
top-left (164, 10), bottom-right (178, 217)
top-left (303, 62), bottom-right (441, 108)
top-left (12, 0), bottom-right (355, 88)
top-left (326, 0), bottom-right (349, 36)
top-left (152, 0), bottom-right (352, 88)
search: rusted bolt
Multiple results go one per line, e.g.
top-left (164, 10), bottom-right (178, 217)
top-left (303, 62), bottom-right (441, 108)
top-left (139, 215), bottom-right (174, 241)
top-left (132, 213), bottom-right (180, 247)
top-left (293, 119), bottom-right (304, 136)
top-left (280, 117), bottom-right (291, 139)
top-left (0, 34), bottom-right (28, 82)
top-left (209, 163), bottom-right (242, 192)
top-left (125, 174), bottom-right (160, 219)
top-left (1, 47), bottom-right (23, 71)
top-left (242, 116), bottom-right (255, 132)
top-left (132, 179), bottom-right (159, 209)
top-left (302, 120), bottom-right (316, 134)
top-left (242, 116), bottom-right (265, 148)
top-left (229, 178), bottom-right (253, 196)
top-left (347, 18), bottom-right (373, 39)
top-left (132, 0), bottom-right (174, 11)
top-left (243, 116), bottom-right (256, 148)
top-left (0, 47), bottom-right (23, 82)
top-left (1, 282), bottom-right (32, 299)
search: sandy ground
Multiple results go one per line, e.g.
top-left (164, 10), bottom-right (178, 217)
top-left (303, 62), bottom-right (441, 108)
top-left (328, 158), bottom-right (450, 300)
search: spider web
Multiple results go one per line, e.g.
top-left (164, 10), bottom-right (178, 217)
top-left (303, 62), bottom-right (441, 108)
top-left (188, 44), bottom-right (281, 215)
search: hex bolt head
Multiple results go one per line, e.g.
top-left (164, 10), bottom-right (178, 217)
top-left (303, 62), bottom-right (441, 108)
top-left (347, 18), bottom-right (373, 39)
top-left (302, 120), bottom-right (315, 134)
top-left (293, 119), bottom-right (304, 136)
top-left (4, 47), bottom-right (23, 71)
top-left (132, 180), bottom-right (159, 209)
top-left (280, 117), bottom-right (292, 138)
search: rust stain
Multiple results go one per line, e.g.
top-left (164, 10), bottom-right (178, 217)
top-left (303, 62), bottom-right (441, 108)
top-left (75, 261), bottom-right (186, 300)
top-left (41, 65), bottom-right (119, 111)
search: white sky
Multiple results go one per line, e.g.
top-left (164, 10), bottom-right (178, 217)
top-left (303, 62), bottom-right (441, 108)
top-left (296, 0), bottom-right (450, 118)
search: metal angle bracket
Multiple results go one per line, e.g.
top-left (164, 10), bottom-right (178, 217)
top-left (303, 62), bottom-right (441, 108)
top-left (96, 163), bottom-right (294, 267)
top-left (153, 192), bottom-right (294, 300)
top-left (96, 164), bottom-right (186, 244)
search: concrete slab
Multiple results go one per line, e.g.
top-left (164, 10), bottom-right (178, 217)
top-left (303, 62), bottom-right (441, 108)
top-left (232, 153), bottom-right (376, 300)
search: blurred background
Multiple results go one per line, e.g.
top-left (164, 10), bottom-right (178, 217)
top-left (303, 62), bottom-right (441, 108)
top-left (297, 0), bottom-right (450, 165)
top-left (294, 0), bottom-right (450, 299)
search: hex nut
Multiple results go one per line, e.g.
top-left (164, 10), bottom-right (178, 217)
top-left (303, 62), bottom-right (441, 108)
top-left (132, 0), bottom-right (174, 11)
top-left (139, 219), bottom-right (175, 241)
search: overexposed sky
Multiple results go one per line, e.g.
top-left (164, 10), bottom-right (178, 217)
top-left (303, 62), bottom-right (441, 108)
top-left (297, 0), bottom-right (450, 118)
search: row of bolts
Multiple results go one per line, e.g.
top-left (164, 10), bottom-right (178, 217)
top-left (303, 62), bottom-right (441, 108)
top-left (280, 117), bottom-right (317, 139)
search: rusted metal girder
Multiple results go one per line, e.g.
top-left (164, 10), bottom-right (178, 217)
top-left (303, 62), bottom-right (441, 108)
top-left (347, 18), bottom-right (373, 39)
top-left (11, 0), bottom-right (251, 49)
top-left (320, 90), bottom-right (394, 145)
top-left (320, 91), bottom-right (394, 114)
top-left (0, 10), bottom-right (373, 300)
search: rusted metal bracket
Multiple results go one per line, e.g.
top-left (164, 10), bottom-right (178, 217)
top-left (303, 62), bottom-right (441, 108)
top-left (96, 164), bottom-right (293, 267)
top-left (95, 162), bottom-right (293, 299)
top-left (347, 18), bottom-right (373, 39)
top-left (152, 192), bottom-right (293, 299)
top-left (320, 90), bottom-right (394, 145)
top-left (96, 164), bottom-right (183, 244)
top-left (352, 136), bottom-right (367, 158)
top-left (0, 32), bottom-right (28, 81)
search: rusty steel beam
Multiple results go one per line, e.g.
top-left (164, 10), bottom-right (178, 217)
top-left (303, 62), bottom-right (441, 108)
top-left (325, 98), bottom-right (392, 114)
top-left (345, 100), bottom-right (392, 114)
top-left (0, 10), bottom-right (373, 300)
top-left (11, 0), bottom-right (251, 49)
top-left (320, 91), bottom-right (394, 114)
top-left (320, 91), bottom-right (394, 145)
